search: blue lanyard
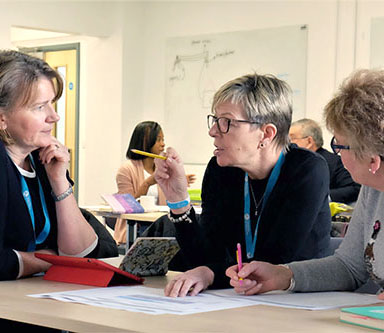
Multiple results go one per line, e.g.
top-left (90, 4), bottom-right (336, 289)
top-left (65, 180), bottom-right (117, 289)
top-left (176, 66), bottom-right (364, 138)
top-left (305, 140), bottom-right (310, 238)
top-left (20, 155), bottom-right (51, 252)
top-left (244, 150), bottom-right (285, 259)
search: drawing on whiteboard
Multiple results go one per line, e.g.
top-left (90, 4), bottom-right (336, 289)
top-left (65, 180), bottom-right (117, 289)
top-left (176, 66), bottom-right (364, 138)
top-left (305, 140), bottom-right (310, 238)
top-left (165, 25), bottom-right (307, 164)
top-left (168, 39), bottom-right (235, 108)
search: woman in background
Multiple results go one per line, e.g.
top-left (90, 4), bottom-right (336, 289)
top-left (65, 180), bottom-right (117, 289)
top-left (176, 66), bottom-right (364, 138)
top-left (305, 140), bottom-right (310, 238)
top-left (114, 121), bottom-right (195, 244)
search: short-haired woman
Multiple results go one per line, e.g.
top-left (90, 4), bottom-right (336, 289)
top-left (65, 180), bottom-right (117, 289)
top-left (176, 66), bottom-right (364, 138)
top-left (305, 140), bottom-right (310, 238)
top-left (155, 73), bottom-right (332, 297)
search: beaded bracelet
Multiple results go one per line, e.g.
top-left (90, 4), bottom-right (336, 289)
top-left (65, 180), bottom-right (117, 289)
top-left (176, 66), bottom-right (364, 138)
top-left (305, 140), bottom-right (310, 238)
top-left (51, 184), bottom-right (73, 202)
top-left (168, 206), bottom-right (193, 223)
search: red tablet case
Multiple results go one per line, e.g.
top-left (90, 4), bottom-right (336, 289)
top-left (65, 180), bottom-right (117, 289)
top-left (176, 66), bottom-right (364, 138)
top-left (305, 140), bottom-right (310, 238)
top-left (35, 253), bottom-right (144, 287)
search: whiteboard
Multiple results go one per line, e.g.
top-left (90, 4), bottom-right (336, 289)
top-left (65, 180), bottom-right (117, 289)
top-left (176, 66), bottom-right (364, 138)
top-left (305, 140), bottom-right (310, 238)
top-left (164, 25), bottom-right (308, 164)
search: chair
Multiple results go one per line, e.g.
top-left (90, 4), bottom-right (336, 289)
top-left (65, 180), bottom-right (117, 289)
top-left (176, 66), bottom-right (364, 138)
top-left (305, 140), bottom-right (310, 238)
top-left (80, 208), bottom-right (119, 258)
top-left (104, 216), bottom-right (117, 230)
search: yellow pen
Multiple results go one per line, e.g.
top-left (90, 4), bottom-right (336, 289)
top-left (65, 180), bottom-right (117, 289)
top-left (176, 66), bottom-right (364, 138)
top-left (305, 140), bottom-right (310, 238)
top-left (131, 149), bottom-right (167, 160)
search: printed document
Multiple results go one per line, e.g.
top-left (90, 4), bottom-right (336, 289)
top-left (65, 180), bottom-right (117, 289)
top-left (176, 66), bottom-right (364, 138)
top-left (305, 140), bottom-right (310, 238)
top-left (29, 286), bottom-right (381, 315)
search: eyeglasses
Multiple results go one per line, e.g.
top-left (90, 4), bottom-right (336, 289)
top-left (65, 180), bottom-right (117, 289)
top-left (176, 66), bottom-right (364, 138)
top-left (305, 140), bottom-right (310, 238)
top-left (207, 115), bottom-right (261, 134)
top-left (290, 136), bottom-right (308, 141)
top-left (330, 136), bottom-right (350, 154)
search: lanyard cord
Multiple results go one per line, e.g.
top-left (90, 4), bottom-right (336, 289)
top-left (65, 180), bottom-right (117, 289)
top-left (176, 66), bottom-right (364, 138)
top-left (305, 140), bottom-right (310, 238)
top-left (244, 150), bottom-right (285, 259)
top-left (20, 155), bottom-right (51, 252)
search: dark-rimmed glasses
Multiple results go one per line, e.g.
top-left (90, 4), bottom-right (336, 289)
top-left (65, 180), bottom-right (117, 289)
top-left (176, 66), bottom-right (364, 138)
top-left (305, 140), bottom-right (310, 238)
top-left (331, 136), bottom-right (350, 154)
top-left (207, 115), bottom-right (261, 134)
top-left (290, 136), bottom-right (308, 142)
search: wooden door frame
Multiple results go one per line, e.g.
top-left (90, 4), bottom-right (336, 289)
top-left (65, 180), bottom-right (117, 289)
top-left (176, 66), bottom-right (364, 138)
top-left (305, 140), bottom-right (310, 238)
top-left (19, 43), bottom-right (81, 200)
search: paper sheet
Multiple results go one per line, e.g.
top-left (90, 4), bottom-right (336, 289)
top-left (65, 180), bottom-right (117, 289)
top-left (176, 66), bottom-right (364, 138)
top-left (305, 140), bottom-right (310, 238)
top-left (29, 286), bottom-right (382, 315)
top-left (29, 286), bottom-right (259, 315)
top-left (207, 289), bottom-right (381, 310)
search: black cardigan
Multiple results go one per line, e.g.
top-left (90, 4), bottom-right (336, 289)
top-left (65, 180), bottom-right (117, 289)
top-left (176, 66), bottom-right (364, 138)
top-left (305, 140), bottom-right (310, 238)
top-left (0, 142), bottom-right (116, 280)
top-left (174, 145), bottom-right (332, 288)
top-left (316, 147), bottom-right (361, 204)
top-left (0, 142), bottom-right (59, 280)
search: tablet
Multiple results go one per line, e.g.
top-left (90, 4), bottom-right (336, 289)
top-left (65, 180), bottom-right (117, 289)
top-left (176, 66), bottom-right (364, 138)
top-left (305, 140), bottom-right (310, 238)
top-left (35, 253), bottom-right (144, 287)
top-left (119, 237), bottom-right (180, 276)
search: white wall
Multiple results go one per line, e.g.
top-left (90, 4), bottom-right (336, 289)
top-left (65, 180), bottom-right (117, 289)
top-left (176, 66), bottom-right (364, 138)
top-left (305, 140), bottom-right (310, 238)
top-left (2, 1), bottom-right (384, 204)
top-left (137, 0), bottom-right (384, 188)
top-left (0, 1), bottom-right (144, 205)
top-left (140, 1), bottom-right (341, 187)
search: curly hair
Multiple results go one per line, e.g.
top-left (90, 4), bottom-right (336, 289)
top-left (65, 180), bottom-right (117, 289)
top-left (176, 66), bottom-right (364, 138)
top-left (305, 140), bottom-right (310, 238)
top-left (325, 69), bottom-right (384, 159)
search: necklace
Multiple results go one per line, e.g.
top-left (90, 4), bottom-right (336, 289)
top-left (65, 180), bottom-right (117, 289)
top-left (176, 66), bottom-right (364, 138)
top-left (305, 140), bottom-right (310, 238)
top-left (249, 184), bottom-right (266, 217)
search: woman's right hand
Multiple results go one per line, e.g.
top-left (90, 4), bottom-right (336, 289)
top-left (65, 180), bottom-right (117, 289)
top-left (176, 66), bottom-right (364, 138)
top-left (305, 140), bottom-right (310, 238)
top-left (145, 174), bottom-right (157, 187)
top-left (19, 249), bottom-right (57, 278)
top-left (154, 147), bottom-right (189, 203)
top-left (225, 261), bottom-right (293, 295)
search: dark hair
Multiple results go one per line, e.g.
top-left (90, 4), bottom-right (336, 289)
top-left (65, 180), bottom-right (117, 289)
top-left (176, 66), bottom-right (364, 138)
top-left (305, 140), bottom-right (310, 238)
top-left (126, 121), bottom-right (162, 160)
top-left (0, 50), bottom-right (63, 144)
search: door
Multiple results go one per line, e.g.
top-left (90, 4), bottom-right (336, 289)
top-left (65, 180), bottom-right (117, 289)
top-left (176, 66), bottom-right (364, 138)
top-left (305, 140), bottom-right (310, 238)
top-left (44, 49), bottom-right (79, 195)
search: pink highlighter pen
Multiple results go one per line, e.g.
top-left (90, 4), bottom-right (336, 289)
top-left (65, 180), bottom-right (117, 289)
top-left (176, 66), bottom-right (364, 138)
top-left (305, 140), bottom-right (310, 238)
top-left (236, 243), bottom-right (243, 284)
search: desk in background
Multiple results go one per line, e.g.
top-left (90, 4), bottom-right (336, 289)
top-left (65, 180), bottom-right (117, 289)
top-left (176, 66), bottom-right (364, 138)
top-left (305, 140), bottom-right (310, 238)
top-left (0, 269), bottom-right (376, 333)
top-left (81, 205), bottom-right (167, 251)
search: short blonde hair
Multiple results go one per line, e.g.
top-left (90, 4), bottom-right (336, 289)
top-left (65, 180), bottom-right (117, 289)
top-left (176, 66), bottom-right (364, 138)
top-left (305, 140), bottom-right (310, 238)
top-left (212, 73), bottom-right (292, 149)
top-left (324, 69), bottom-right (384, 159)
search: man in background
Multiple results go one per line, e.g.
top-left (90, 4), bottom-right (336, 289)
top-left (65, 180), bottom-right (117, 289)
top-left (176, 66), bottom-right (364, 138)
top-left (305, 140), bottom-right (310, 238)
top-left (289, 118), bottom-right (360, 204)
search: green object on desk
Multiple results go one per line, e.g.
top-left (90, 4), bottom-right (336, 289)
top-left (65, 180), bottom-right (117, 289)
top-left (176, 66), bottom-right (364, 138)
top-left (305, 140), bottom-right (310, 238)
top-left (188, 189), bottom-right (202, 202)
top-left (340, 306), bottom-right (384, 331)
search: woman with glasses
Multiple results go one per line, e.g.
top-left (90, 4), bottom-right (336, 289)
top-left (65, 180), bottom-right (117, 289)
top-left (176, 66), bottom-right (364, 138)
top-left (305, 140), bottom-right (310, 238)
top-left (155, 73), bottom-right (331, 297)
top-left (226, 69), bottom-right (384, 299)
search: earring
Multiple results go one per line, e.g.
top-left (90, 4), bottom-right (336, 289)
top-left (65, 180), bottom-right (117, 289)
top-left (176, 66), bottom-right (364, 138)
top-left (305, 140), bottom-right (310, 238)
top-left (369, 168), bottom-right (376, 175)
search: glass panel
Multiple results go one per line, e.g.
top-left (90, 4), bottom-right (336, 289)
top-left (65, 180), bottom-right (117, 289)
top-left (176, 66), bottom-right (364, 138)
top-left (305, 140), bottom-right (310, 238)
top-left (56, 66), bottom-right (66, 144)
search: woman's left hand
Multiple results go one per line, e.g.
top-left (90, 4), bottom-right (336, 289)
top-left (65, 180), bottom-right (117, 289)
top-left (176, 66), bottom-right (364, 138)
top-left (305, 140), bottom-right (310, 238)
top-left (186, 174), bottom-right (196, 186)
top-left (39, 137), bottom-right (70, 183)
top-left (164, 266), bottom-right (214, 297)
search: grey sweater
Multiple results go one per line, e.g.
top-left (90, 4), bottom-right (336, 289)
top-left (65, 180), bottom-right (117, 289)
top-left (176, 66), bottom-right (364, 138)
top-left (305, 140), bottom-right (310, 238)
top-left (289, 185), bottom-right (384, 292)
